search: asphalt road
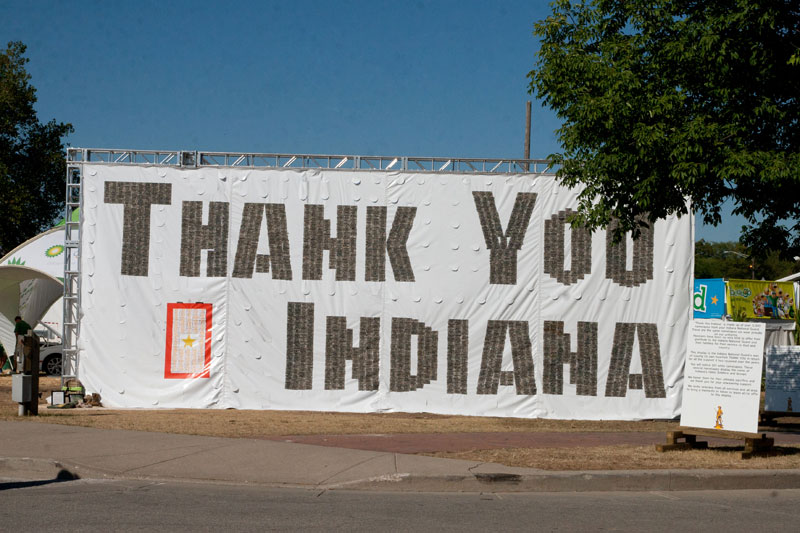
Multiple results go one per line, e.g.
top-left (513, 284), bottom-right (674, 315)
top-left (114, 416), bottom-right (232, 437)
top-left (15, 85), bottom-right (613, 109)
top-left (3, 478), bottom-right (800, 531)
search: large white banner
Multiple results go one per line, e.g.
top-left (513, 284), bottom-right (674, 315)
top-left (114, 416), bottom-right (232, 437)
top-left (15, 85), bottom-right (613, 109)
top-left (78, 164), bottom-right (692, 418)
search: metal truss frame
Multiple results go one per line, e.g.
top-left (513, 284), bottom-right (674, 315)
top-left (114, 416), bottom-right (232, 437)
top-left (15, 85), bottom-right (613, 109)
top-left (62, 156), bottom-right (82, 380)
top-left (66, 148), bottom-right (553, 174)
top-left (62, 148), bottom-right (553, 378)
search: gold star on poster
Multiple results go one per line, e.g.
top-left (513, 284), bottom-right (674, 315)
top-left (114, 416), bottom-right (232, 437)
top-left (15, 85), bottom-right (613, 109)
top-left (711, 295), bottom-right (719, 305)
top-left (183, 336), bottom-right (196, 348)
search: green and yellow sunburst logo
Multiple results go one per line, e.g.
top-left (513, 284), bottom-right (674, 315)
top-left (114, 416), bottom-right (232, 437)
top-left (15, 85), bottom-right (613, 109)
top-left (45, 245), bottom-right (64, 258)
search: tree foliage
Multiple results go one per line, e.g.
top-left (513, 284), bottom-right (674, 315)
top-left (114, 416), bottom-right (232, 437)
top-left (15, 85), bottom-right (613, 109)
top-left (528, 1), bottom-right (800, 256)
top-left (0, 41), bottom-right (72, 256)
top-left (694, 239), bottom-right (798, 280)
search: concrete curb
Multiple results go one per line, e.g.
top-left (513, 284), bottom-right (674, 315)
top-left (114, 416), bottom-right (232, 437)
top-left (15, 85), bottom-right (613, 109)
top-left (4, 456), bottom-right (800, 493)
top-left (335, 469), bottom-right (800, 492)
top-left (323, 470), bottom-right (800, 492)
top-left (0, 457), bottom-right (80, 482)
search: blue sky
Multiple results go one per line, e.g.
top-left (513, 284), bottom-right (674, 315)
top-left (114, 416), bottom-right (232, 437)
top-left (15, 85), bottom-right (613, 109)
top-left (2, 0), bottom-right (743, 241)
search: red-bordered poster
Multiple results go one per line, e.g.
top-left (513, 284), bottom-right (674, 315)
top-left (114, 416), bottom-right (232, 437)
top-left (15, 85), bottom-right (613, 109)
top-left (164, 303), bottom-right (212, 379)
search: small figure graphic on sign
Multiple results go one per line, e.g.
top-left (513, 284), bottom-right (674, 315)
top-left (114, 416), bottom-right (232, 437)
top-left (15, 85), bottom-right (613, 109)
top-left (714, 405), bottom-right (724, 429)
top-left (788, 397), bottom-right (793, 412)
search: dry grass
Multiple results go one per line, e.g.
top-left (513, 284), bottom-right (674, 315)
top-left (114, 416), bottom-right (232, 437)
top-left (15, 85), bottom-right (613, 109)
top-left (426, 445), bottom-right (800, 470)
top-left (4, 375), bottom-right (800, 471)
top-left (0, 375), bottom-right (678, 436)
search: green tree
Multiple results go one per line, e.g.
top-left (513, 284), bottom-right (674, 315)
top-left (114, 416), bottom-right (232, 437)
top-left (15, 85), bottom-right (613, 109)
top-left (694, 239), bottom-right (798, 280)
top-left (528, 1), bottom-right (799, 257)
top-left (0, 41), bottom-right (72, 256)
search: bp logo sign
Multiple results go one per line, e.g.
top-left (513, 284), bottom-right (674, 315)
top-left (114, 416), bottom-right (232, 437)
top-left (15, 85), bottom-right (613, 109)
top-left (45, 245), bottom-right (64, 258)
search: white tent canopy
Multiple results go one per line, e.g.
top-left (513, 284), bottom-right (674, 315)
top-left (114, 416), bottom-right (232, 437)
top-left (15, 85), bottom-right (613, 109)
top-left (0, 226), bottom-right (67, 355)
top-left (0, 265), bottom-right (63, 354)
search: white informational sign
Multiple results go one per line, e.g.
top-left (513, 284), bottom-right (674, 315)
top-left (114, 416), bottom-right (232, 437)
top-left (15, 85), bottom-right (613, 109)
top-left (681, 321), bottom-right (766, 433)
top-left (77, 164), bottom-right (693, 418)
top-left (765, 345), bottom-right (800, 413)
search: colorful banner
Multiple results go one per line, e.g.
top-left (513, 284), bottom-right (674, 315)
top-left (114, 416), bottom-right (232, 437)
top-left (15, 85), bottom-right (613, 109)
top-left (692, 278), bottom-right (726, 319)
top-left (728, 279), bottom-right (796, 320)
top-left (76, 164), bottom-right (693, 419)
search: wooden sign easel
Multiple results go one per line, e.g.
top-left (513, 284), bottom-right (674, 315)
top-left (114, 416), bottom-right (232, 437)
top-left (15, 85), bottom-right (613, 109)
top-left (656, 426), bottom-right (774, 459)
top-left (760, 410), bottom-right (798, 424)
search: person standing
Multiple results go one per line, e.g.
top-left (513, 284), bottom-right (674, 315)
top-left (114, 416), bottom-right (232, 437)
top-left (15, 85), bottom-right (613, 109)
top-left (14, 316), bottom-right (32, 373)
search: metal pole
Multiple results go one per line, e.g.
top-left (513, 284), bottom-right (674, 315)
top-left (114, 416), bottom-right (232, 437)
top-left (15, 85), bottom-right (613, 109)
top-left (524, 101), bottom-right (532, 171)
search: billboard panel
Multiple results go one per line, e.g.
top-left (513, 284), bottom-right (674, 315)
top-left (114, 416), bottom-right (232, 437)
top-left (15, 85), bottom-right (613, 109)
top-left (77, 164), bottom-right (693, 418)
top-left (692, 278), bottom-right (726, 319)
top-left (728, 279), bottom-right (796, 320)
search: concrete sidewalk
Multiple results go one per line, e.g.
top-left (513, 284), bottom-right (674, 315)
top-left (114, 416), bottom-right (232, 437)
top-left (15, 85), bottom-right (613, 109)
top-left (2, 421), bottom-right (800, 493)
